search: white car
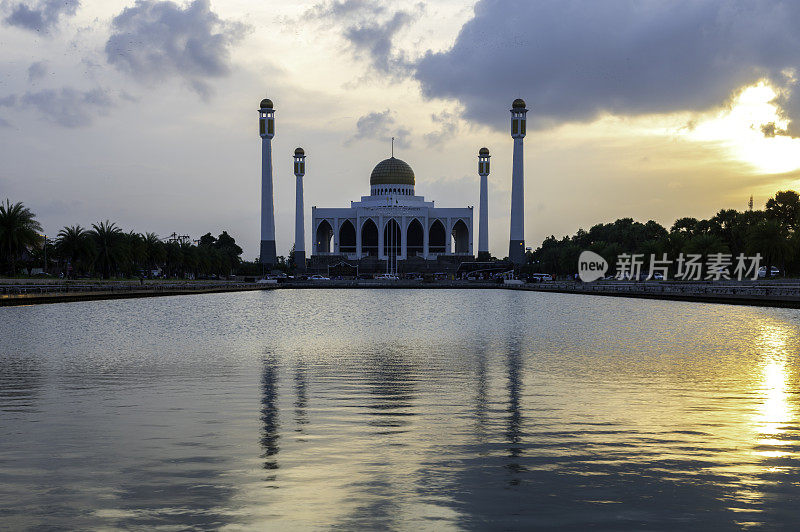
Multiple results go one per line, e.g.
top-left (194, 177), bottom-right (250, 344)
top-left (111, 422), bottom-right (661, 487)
top-left (375, 274), bottom-right (399, 280)
top-left (308, 274), bottom-right (330, 281)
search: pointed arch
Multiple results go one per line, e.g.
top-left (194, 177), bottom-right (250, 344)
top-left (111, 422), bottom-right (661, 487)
top-left (452, 219), bottom-right (470, 253)
top-left (407, 218), bottom-right (423, 256)
top-left (316, 220), bottom-right (333, 253)
top-left (361, 218), bottom-right (378, 256)
top-left (429, 219), bottom-right (446, 254)
top-left (339, 220), bottom-right (356, 253)
top-left (384, 219), bottom-right (401, 259)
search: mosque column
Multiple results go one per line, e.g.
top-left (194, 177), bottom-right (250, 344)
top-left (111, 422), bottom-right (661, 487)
top-left (333, 217), bottom-right (340, 254)
top-left (445, 217), bottom-right (452, 254)
top-left (356, 217), bottom-right (362, 258)
top-left (378, 215), bottom-right (384, 259)
top-left (401, 216), bottom-right (407, 259)
top-left (469, 216), bottom-right (474, 256)
top-left (423, 216), bottom-right (429, 259)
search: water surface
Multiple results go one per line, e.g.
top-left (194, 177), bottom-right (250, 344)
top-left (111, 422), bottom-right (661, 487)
top-left (1, 289), bottom-right (800, 529)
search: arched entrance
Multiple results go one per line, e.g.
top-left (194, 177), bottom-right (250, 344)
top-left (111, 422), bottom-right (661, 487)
top-left (384, 219), bottom-right (401, 260)
top-left (452, 219), bottom-right (469, 253)
top-left (407, 219), bottom-right (423, 256)
top-left (339, 220), bottom-right (356, 254)
top-left (429, 219), bottom-right (446, 254)
top-left (316, 220), bottom-right (333, 253)
top-left (361, 219), bottom-right (378, 256)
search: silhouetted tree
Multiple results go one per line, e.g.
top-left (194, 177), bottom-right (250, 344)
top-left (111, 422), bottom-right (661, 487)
top-left (0, 199), bottom-right (42, 276)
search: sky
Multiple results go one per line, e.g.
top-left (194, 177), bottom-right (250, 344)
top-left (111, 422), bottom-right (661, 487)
top-left (2, 0), bottom-right (800, 260)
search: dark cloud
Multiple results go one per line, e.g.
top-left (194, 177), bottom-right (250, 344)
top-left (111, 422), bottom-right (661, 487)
top-left (105, 0), bottom-right (248, 97)
top-left (21, 87), bottom-right (114, 127)
top-left (414, 0), bottom-right (800, 136)
top-left (347, 109), bottom-right (411, 148)
top-left (309, 0), bottom-right (420, 75)
top-left (4, 0), bottom-right (79, 33)
top-left (0, 95), bottom-right (17, 107)
top-left (0, 117), bottom-right (12, 128)
top-left (27, 61), bottom-right (47, 83)
top-left (760, 122), bottom-right (788, 138)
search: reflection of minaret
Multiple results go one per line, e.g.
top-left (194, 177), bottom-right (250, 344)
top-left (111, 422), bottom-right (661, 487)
top-left (259, 98), bottom-right (277, 267)
top-left (478, 147), bottom-right (491, 259)
top-left (260, 356), bottom-right (280, 470)
top-left (473, 341), bottom-right (489, 442)
top-left (505, 339), bottom-right (524, 479)
top-left (509, 98), bottom-right (527, 265)
top-left (293, 148), bottom-right (306, 271)
top-left (294, 362), bottom-right (308, 433)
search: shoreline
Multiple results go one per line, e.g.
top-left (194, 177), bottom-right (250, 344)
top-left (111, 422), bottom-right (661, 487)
top-left (2, 279), bottom-right (800, 308)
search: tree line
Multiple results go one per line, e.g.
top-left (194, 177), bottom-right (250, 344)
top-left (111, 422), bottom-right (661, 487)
top-left (0, 199), bottom-right (249, 279)
top-left (527, 190), bottom-right (800, 278)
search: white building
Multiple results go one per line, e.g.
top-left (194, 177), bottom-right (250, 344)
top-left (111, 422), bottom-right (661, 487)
top-left (311, 157), bottom-right (473, 266)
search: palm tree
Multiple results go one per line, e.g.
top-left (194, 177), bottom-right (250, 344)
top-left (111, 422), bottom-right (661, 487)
top-left (56, 225), bottom-right (93, 277)
top-left (90, 220), bottom-right (124, 279)
top-left (143, 232), bottom-right (165, 272)
top-left (747, 219), bottom-right (791, 278)
top-left (0, 199), bottom-right (42, 275)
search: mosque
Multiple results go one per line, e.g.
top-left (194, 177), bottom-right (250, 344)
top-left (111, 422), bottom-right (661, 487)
top-left (257, 97), bottom-right (528, 273)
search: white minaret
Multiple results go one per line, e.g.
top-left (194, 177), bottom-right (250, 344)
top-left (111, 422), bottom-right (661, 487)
top-left (509, 98), bottom-right (527, 265)
top-left (478, 147), bottom-right (490, 258)
top-left (293, 147), bottom-right (306, 271)
top-left (259, 98), bottom-right (277, 266)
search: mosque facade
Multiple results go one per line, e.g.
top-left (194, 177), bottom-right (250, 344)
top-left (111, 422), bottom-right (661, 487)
top-left (311, 156), bottom-right (473, 269)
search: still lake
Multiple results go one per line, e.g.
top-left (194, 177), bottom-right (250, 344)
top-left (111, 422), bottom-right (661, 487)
top-left (1, 289), bottom-right (800, 530)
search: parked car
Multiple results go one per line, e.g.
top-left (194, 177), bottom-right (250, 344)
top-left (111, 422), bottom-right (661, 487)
top-left (375, 274), bottom-right (399, 280)
top-left (758, 266), bottom-right (781, 278)
top-left (308, 274), bottom-right (330, 281)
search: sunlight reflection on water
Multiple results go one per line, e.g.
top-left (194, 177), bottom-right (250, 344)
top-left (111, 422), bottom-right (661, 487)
top-left (0, 289), bottom-right (799, 530)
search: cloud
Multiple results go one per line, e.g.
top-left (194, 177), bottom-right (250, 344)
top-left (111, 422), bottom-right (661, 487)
top-left (4, 0), bottom-right (79, 33)
top-left (0, 117), bottom-right (12, 128)
top-left (423, 110), bottom-right (459, 147)
top-left (105, 0), bottom-right (248, 97)
top-left (347, 109), bottom-right (411, 148)
top-left (414, 0), bottom-right (800, 136)
top-left (760, 122), bottom-right (789, 138)
top-left (27, 61), bottom-right (47, 83)
top-left (309, 0), bottom-right (419, 75)
top-left (21, 87), bottom-right (114, 127)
